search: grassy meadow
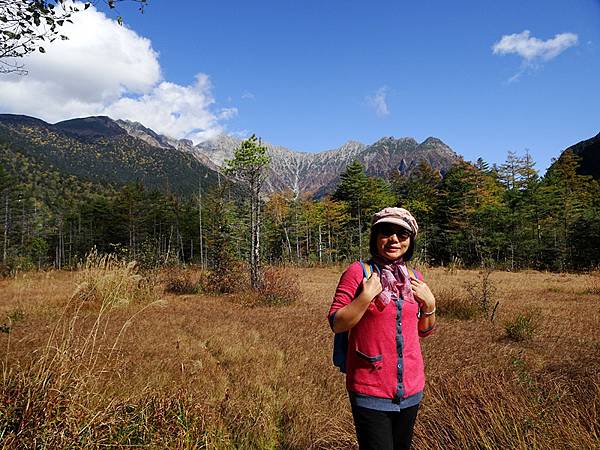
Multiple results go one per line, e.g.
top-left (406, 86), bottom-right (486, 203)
top-left (0, 261), bottom-right (599, 449)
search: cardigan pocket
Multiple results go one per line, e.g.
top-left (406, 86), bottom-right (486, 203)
top-left (355, 349), bottom-right (383, 370)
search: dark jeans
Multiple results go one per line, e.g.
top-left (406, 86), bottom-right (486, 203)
top-left (351, 403), bottom-right (419, 450)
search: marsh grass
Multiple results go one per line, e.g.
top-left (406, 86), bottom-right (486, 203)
top-left (75, 249), bottom-right (157, 306)
top-left (1, 290), bottom-right (160, 447)
top-left (505, 308), bottom-right (540, 341)
top-left (434, 286), bottom-right (479, 320)
top-left (0, 266), bottom-right (599, 448)
top-left (582, 269), bottom-right (600, 295)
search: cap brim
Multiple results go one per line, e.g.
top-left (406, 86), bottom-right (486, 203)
top-left (372, 218), bottom-right (414, 234)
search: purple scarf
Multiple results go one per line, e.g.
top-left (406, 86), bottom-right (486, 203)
top-left (372, 256), bottom-right (416, 309)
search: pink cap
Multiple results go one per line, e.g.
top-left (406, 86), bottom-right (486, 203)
top-left (371, 207), bottom-right (418, 237)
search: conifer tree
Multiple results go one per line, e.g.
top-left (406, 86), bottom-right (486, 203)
top-left (333, 161), bottom-right (369, 257)
top-left (541, 151), bottom-right (596, 269)
top-left (224, 135), bottom-right (270, 289)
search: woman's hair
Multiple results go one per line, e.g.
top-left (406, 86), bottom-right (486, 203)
top-left (369, 223), bottom-right (415, 261)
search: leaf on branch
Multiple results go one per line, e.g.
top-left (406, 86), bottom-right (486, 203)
top-left (117, 16), bottom-right (123, 26)
top-left (38, 46), bottom-right (46, 53)
top-left (84, 3), bottom-right (91, 10)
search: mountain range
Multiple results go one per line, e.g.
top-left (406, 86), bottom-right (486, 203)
top-left (0, 114), bottom-right (463, 197)
top-left (117, 119), bottom-right (462, 196)
top-left (1, 114), bottom-right (597, 199)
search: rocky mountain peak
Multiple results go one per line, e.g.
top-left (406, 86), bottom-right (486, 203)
top-left (421, 136), bottom-right (444, 146)
top-left (116, 119), bottom-right (176, 149)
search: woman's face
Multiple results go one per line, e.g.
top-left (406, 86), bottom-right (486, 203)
top-left (376, 223), bottom-right (411, 261)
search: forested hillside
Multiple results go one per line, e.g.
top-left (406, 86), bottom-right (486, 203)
top-left (554, 132), bottom-right (600, 180)
top-left (0, 115), bottom-right (222, 196)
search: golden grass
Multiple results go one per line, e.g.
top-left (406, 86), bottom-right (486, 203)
top-left (0, 264), bottom-right (599, 448)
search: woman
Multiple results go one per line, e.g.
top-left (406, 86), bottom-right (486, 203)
top-left (328, 207), bottom-right (436, 450)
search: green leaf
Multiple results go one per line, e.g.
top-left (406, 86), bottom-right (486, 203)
top-left (117, 16), bottom-right (123, 26)
top-left (38, 46), bottom-right (46, 53)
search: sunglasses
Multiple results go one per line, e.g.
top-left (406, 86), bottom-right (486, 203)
top-left (378, 224), bottom-right (412, 239)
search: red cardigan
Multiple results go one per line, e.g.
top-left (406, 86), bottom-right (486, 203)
top-left (328, 261), bottom-right (432, 402)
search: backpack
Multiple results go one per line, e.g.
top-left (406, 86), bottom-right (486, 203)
top-left (332, 260), bottom-right (423, 374)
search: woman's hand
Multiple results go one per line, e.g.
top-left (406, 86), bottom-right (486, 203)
top-left (332, 272), bottom-right (383, 333)
top-left (361, 272), bottom-right (382, 302)
top-left (410, 277), bottom-right (435, 312)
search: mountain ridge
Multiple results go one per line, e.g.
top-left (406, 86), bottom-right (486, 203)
top-left (0, 113), bottom-right (463, 196)
top-left (561, 131), bottom-right (600, 179)
top-left (187, 131), bottom-right (461, 196)
top-left (0, 114), bottom-right (223, 197)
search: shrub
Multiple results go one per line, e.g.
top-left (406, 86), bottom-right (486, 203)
top-left (464, 267), bottom-right (500, 321)
top-left (505, 309), bottom-right (539, 341)
top-left (256, 267), bottom-right (301, 306)
top-left (163, 267), bottom-right (203, 295)
top-left (205, 260), bottom-right (249, 294)
top-left (0, 256), bottom-right (35, 277)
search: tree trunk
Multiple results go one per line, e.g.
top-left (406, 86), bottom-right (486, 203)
top-left (250, 189), bottom-right (261, 289)
top-left (328, 226), bottom-right (332, 263)
top-left (306, 225), bottom-right (310, 261)
top-left (198, 178), bottom-right (204, 268)
top-left (3, 192), bottom-right (8, 264)
top-left (318, 223), bottom-right (322, 264)
top-left (254, 194), bottom-right (261, 288)
top-left (284, 226), bottom-right (292, 261)
top-left (358, 203), bottom-right (362, 259)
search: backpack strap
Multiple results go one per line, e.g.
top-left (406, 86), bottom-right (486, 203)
top-left (407, 266), bottom-right (424, 281)
top-left (360, 259), bottom-right (379, 279)
top-left (360, 260), bottom-right (372, 279)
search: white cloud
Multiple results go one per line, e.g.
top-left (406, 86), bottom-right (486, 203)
top-left (366, 86), bottom-right (390, 117)
top-left (241, 91), bottom-right (255, 100)
top-left (0, 2), bottom-right (234, 143)
top-left (493, 30), bottom-right (578, 62)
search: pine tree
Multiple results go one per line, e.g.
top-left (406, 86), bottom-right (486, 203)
top-left (224, 135), bottom-right (270, 289)
top-left (333, 161), bottom-right (369, 257)
top-left (540, 150), bottom-right (596, 269)
top-left (392, 161), bottom-right (442, 263)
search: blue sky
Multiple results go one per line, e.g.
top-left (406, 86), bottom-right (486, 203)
top-left (1, 0), bottom-right (599, 173)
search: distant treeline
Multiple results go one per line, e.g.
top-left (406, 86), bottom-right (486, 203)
top-left (1, 149), bottom-right (599, 273)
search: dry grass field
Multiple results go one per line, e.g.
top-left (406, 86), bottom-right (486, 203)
top-left (1, 261), bottom-right (599, 449)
